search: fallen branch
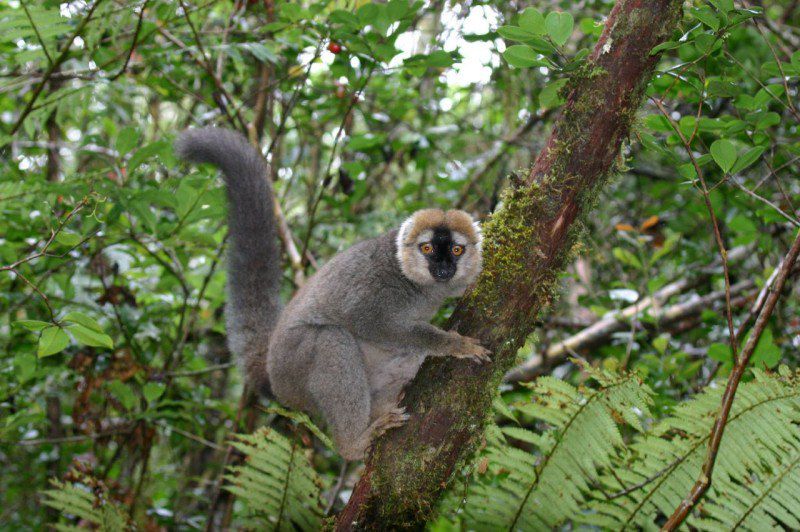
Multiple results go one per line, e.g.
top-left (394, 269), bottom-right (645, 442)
top-left (505, 246), bottom-right (750, 383)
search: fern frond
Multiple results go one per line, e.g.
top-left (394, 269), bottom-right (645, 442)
top-left (449, 364), bottom-right (652, 530)
top-left (42, 477), bottom-right (129, 531)
top-left (225, 427), bottom-right (326, 530)
top-left (695, 446), bottom-right (800, 531)
top-left (586, 369), bottom-right (800, 529)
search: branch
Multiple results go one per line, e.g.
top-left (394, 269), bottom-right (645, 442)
top-left (335, 1), bottom-right (685, 527)
top-left (0, 198), bottom-right (88, 273)
top-left (505, 246), bottom-right (751, 383)
top-left (6, 0), bottom-right (104, 137)
top-left (662, 228), bottom-right (800, 530)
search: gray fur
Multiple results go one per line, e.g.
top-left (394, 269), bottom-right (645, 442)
top-left (176, 128), bottom-right (488, 460)
top-left (175, 128), bottom-right (281, 396)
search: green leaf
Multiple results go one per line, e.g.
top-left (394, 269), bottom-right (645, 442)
top-left (266, 404), bottom-right (333, 450)
top-left (545, 11), bottom-right (573, 46)
top-left (497, 26), bottom-right (537, 42)
top-left (613, 247), bottom-right (642, 269)
top-left (55, 231), bottom-right (82, 247)
top-left (730, 146), bottom-right (765, 174)
top-left (708, 342), bottom-right (732, 364)
top-left (128, 140), bottom-right (171, 172)
top-left (493, 396), bottom-right (518, 425)
top-left (691, 7), bottom-right (720, 31)
top-left (329, 10), bottom-right (360, 30)
top-left (755, 112), bottom-right (781, 130)
top-left (347, 133), bottom-right (387, 151)
top-left (68, 324), bottom-right (114, 349)
top-left (143, 382), bottom-right (166, 403)
top-left (539, 78), bottom-right (568, 109)
top-left (116, 126), bottom-right (140, 155)
top-left (650, 40), bottom-right (681, 55)
top-left (241, 42), bottom-right (278, 64)
top-left (421, 50), bottom-right (454, 68)
top-left (519, 8), bottom-right (545, 35)
top-left (38, 326), bottom-right (70, 358)
top-left (502, 45), bottom-right (545, 68)
top-left (709, 0), bottom-right (734, 12)
top-left (14, 319), bottom-right (51, 331)
top-left (107, 380), bottom-right (137, 411)
top-left (710, 139), bottom-right (737, 173)
top-left (356, 3), bottom-right (380, 25)
top-left (751, 328), bottom-right (782, 369)
top-left (279, 3), bottom-right (302, 22)
top-left (707, 79), bottom-right (739, 97)
top-left (386, 0), bottom-right (411, 22)
top-left (62, 311), bottom-right (103, 332)
top-left (652, 335), bottom-right (669, 355)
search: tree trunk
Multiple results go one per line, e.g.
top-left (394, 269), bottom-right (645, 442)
top-left (335, 0), bottom-right (684, 528)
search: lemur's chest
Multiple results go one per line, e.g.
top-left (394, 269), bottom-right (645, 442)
top-left (359, 341), bottom-right (425, 420)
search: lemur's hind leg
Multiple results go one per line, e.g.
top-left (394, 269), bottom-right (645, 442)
top-left (307, 328), bottom-right (408, 460)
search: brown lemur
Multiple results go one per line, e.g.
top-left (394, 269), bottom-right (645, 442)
top-left (175, 128), bottom-right (490, 460)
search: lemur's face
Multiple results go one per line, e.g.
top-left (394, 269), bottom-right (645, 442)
top-left (415, 227), bottom-right (470, 282)
top-left (396, 209), bottom-right (483, 287)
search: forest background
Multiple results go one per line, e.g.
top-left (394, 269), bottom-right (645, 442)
top-left (1, 0), bottom-right (800, 529)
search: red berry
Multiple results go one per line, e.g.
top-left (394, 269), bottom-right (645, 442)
top-left (328, 42), bottom-right (342, 54)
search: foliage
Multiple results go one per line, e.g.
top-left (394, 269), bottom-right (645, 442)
top-left (1, 0), bottom-right (798, 528)
top-left (42, 473), bottom-right (130, 531)
top-left (441, 363), bottom-right (653, 529)
top-left (225, 428), bottom-right (327, 530)
top-left (437, 367), bottom-right (800, 530)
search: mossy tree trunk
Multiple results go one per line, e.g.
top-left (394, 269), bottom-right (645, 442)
top-left (335, 0), bottom-right (684, 528)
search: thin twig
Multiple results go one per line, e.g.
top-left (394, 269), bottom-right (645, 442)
top-left (0, 197), bottom-right (88, 272)
top-left (6, 0), bottom-right (104, 137)
top-left (505, 246), bottom-right (751, 383)
top-left (326, 460), bottom-right (350, 515)
top-left (164, 362), bottom-right (235, 378)
top-left (300, 68), bottom-right (375, 260)
top-left (652, 98), bottom-right (739, 362)
top-left (662, 229), bottom-right (800, 530)
top-left (21, 0), bottom-right (53, 64)
top-left (9, 426), bottom-right (133, 446)
top-left (730, 178), bottom-right (800, 228)
top-left (107, 0), bottom-right (149, 81)
top-left (156, 420), bottom-right (226, 452)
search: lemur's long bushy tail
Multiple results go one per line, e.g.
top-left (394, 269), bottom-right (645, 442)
top-left (175, 128), bottom-right (281, 396)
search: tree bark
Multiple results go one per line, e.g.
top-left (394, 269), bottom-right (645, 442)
top-left (335, 1), bottom-right (684, 528)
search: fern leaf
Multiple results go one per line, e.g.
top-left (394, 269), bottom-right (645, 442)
top-left (42, 477), bottom-right (129, 531)
top-left (225, 427), bottom-right (326, 530)
top-left (446, 364), bottom-right (652, 530)
top-left (695, 446), bottom-right (800, 530)
top-left (586, 369), bottom-right (800, 529)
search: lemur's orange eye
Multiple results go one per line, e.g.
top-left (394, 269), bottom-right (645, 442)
top-left (451, 245), bottom-right (464, 256)
top-left (420, 243), bottom-right (434, 254)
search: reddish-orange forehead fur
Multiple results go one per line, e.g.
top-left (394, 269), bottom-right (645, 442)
top-left (402, 209), bottom-right (479, 243)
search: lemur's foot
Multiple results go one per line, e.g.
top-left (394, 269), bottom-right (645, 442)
top-left (370, 407), bottom-right (410, 439)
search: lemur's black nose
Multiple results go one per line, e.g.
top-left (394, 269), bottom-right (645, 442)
top-left (431, 263), bottom-right (456, 281)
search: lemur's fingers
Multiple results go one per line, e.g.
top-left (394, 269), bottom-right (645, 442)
top-left (451, 341), bottom-right (491, 364)
top-left (371, 407), bottom-right (410, 439)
